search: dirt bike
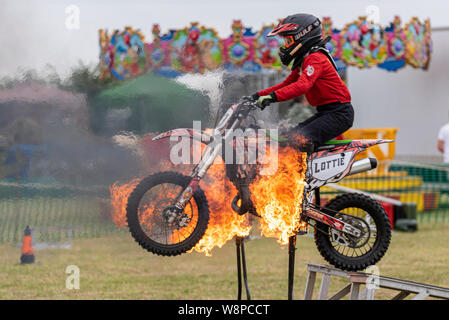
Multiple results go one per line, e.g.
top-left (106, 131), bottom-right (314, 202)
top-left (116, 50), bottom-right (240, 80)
top-left (126, 98), bottom-right (392, 271)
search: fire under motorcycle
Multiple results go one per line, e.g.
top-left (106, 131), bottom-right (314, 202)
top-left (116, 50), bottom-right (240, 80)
top-left (126, 98), bottom-right (392, 271)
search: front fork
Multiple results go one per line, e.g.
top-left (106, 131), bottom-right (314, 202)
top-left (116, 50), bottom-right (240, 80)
top-left (172, 119), bottom-right (242, 212)
top-left (172, 138), bottom-right (223, 211)
top-left (174, 177), bottom-right (200, 211)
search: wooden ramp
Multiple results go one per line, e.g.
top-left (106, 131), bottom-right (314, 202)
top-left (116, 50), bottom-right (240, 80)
top-left (304, 263), bottom-right (449, 300)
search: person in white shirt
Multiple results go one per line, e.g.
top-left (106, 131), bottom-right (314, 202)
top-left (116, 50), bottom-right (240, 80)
top-left (437, 122), bottom-right (449, 163)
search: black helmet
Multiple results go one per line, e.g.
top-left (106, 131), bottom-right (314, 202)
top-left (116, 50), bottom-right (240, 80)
top-left (268, 13), bottom-right (322, 67)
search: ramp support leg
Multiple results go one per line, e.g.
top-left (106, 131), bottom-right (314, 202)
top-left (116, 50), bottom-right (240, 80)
top-left (236, 237), bottom-right (251, 300)
top-left (288, 235), bottom-right (297, 300)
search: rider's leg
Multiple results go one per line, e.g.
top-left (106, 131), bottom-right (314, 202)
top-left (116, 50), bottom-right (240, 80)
top-left (290, 102), bottom-right (354, 152)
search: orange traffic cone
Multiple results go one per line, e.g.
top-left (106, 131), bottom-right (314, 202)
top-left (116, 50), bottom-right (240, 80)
top-left (20, 226), bottom-right (35, 264)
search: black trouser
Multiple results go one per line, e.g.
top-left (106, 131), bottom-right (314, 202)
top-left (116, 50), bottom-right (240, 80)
top-left (290, 102), bottom-right (354, 152)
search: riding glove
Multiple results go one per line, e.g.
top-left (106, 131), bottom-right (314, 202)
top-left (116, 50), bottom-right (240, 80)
top-left (256, 94), bottom-right (276, 110)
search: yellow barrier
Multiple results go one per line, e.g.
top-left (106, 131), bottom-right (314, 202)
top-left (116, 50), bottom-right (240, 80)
top-left (321, 176), bottom-right (423, 193)
top-left (394, 192), bottom-right (440, 212)
top-left (343, 127), bottom-right (398, 173)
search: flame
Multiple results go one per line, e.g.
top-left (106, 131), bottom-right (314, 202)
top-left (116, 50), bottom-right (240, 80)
top-left (189, 159), bottom-right (251, 256)
top-left (110, 156), bottom-right (251, 256)
top-left (109, 154), bottom-right (173, 230)
top-left (250, 145), bottom-right (308, 245)
top-left (110, 134), bottom-right (308, 255)
top-left (109, 178), bottom-right (141, 228)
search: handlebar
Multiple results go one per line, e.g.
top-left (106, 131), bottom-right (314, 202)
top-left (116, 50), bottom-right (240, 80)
top-left (237, 98), bottom-right (259, 114)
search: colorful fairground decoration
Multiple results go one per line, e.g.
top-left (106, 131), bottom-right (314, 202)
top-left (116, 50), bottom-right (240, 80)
top-left (98, 15), bottom-right (432, 80)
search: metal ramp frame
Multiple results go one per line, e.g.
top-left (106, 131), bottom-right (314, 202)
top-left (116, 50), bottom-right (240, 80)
top-left (304, 263), bottom-right (449, 300)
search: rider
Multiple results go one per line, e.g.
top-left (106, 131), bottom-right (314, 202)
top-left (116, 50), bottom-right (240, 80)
top-left (251, 13), bottom-right (354, 153)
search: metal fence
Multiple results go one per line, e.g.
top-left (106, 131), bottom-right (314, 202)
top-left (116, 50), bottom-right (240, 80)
top-left (0, 182), bottom-right (119, 245)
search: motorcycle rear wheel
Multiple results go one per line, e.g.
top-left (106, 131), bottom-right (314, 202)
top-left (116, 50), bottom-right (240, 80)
top-left (314, 193), bottom-right (391, 271)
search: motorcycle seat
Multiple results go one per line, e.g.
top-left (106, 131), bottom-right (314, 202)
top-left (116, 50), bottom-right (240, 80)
top-left (315, 140), bottom-right (353, 151)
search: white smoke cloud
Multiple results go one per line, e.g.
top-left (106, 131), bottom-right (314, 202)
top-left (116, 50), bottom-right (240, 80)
top-left (175, 69), bottom-right (226, 125)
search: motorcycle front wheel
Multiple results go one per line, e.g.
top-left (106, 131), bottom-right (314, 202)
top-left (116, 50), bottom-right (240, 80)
top-left (126, 171), bottom-right (210, 256)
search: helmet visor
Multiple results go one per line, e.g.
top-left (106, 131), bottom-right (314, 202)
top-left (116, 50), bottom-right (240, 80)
top-left (280, 35), bottom-right (295, 49)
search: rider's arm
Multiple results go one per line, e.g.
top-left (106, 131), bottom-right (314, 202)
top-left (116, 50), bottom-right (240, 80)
top-left (256, 70), bottom-right (299, 98)
top-left (270, 54), bottom-right (323, 102)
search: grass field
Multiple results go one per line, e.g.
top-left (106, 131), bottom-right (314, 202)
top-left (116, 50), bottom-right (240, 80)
top-left (0, 223), bottom-right (448, 300)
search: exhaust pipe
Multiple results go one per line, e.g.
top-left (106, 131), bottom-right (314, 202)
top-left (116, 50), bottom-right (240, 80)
top-left (348, 157), bottom-right (377, 176)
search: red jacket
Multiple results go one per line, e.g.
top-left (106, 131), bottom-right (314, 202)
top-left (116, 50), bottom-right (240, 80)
top-left (257, 51), bottom-right (351, 107)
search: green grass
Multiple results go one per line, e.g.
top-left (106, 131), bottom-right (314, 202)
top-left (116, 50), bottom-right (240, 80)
top-left (0, 223), bottom-right (448, 300)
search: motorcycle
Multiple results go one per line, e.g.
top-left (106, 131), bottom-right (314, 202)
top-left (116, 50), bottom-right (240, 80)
top-left (126, 98), bottom-right (392, 271)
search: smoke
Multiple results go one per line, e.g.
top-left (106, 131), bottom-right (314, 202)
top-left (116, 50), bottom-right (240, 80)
top-left (0, 75), bottom-right (142, 187)
top-left (0, 1), bottom-right (45, 78)
top-left (175, 69), bottom-right (280, 128)
top-left (112, 131), bottom-right (143, 158)
top-left (32, 122), bottom-right (142, 186)
top-left (175, 69), bottom-right (226, 125)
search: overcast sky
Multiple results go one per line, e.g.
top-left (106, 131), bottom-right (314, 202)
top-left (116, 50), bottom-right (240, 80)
top-left (1, 0), bottom-right (448, 77)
